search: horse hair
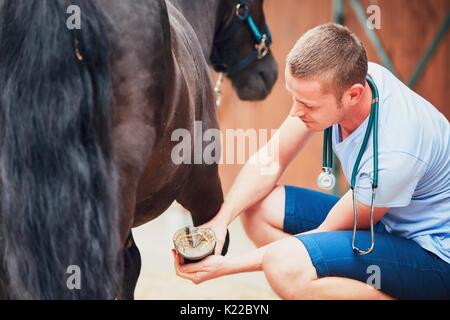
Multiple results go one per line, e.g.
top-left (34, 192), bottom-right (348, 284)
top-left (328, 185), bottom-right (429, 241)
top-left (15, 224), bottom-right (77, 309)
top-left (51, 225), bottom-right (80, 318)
top-left (0, 0), bottom-right (121, 299)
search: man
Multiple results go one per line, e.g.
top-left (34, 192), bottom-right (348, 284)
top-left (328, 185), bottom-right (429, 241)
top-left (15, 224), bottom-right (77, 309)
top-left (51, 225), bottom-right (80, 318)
top-left (172, 23), bottom-right (450, 299)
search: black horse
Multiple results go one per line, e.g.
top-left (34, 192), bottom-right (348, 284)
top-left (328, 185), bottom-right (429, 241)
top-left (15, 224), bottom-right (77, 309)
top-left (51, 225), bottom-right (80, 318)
top-left (0, 0), bottom-right (277, 299)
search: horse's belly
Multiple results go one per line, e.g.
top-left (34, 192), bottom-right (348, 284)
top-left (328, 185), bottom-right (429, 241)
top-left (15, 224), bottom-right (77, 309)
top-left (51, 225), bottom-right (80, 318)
top-left (134, 149), bottom-right (191, 226)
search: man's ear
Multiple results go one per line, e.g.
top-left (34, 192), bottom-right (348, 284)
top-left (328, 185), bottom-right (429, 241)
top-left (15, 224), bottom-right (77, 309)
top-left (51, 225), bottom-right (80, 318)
top-left (343, 83), bottom-right (365, 106)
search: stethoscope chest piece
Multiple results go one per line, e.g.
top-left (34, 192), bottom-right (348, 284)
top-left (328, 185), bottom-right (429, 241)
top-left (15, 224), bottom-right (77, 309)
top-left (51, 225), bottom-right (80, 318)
top-left (317, 168), bottom-right (336, 190)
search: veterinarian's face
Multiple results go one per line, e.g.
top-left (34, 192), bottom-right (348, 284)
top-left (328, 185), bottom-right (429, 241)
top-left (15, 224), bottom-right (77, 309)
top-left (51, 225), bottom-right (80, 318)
top-left (285, 66), bottom-right (345, 131)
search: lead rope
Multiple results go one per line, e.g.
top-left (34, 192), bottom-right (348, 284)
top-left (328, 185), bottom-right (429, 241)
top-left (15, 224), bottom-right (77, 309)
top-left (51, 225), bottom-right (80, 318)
top-left (214, 72), bottom-right (225, 108)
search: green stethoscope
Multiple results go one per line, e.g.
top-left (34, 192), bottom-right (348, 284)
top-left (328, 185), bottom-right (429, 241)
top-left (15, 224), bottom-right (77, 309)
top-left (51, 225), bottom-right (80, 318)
top-left (317, 76), bottom-right (379, 255)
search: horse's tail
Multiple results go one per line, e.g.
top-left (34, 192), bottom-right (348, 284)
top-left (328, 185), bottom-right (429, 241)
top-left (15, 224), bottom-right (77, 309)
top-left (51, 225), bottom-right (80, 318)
top-left (0, 0), bottom-right (121, 299)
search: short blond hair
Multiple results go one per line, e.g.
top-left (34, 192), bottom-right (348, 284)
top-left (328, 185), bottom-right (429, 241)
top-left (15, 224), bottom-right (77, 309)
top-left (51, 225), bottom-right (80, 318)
top-left (287, 23), bottom-right (368, 99)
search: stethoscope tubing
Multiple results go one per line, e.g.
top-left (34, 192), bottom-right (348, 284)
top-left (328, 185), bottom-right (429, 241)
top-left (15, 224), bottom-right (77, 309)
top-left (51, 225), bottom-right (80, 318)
top-left (319, 76), bottom-right (380, 255)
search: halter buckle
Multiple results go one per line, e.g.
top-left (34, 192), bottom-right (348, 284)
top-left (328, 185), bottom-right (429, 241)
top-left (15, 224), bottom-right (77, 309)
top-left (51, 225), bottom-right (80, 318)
top-left (255, 34), bottom-right (269, 59)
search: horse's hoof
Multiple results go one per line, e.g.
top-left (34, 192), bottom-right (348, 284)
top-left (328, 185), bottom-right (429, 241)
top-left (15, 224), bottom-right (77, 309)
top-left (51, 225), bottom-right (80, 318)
top-left (173, 226), bottom-right (216, 262)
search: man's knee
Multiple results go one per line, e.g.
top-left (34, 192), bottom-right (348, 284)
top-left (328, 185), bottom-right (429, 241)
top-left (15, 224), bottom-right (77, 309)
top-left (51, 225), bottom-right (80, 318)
top-left (262, 237), bottom-right (317, 299)
top-left (240, 204), bottom-right (267, 247)
top-left (240, 202), bottom-right (262, 238)
top-left (240, 186), bottom-right (285, 238)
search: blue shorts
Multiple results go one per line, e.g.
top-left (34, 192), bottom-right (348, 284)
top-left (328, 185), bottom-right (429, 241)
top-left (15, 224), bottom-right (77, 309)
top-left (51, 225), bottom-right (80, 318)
top-left (283, 185), bottom-right (450, 299)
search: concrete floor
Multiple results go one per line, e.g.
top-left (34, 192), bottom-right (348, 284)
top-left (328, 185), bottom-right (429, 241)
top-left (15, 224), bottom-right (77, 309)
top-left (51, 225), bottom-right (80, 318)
top-left (133, 203), bottom-right (278, 300)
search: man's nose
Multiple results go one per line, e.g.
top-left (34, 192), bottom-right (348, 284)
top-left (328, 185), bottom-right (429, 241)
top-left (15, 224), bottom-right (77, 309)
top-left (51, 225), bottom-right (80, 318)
top-left (289, 103), bottom-right (306, 117)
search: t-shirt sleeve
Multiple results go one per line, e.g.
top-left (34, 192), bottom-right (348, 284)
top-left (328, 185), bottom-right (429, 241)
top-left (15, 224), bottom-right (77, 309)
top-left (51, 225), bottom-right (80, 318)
top-left (355, 152), bottom-right (428, 208)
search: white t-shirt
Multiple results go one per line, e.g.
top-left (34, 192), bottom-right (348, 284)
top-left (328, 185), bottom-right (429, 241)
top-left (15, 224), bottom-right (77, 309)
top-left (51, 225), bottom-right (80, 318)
top-left (332, 62), bottom-right (450, 263)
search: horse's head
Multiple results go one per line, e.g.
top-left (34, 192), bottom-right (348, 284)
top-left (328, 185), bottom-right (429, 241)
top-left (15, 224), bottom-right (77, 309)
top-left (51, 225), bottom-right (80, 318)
top-left (211, 0), bottom-right (278, 101)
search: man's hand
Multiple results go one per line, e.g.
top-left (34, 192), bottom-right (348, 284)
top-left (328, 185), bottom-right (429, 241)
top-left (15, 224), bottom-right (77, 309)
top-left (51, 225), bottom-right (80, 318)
top-left (172, 249), bottom-right (227, 285)
top-left (198, 216), bottom-right (229, 255)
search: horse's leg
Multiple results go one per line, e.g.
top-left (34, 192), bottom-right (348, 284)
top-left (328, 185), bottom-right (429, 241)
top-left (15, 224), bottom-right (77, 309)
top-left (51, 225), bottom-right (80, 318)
top-left (115, 155), bottom-right (151, 300)
top-left (177, 163), bottom-right (230, 255)
top-left (117, 182), bottom-right (143, 300)
top-left (120, 231), bottom-right (141, 300)
top-left (115, 162), bottom-right (153, 300)
top-left (0, 238), bottom-right (7, 299)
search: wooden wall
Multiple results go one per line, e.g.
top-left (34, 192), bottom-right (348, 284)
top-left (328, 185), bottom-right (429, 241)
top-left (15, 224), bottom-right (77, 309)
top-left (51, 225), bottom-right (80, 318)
top-left (217, 0), bottom-right (450, 194)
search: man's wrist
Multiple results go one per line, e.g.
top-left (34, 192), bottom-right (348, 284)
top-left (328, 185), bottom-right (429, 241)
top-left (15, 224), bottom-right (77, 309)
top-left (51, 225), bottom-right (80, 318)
top-left (212, 206), bottom-right (234, 226)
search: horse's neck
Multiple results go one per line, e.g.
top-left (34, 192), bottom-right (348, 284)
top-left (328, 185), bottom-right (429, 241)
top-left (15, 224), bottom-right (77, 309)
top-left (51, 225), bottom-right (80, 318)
top-left (166, 0), bottom-right (221, 59)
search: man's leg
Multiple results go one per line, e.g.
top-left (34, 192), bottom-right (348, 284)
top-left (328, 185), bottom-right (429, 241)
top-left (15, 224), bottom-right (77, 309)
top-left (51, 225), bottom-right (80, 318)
top-left (262, 237), bottom-right (394, 300)
top-left (240, 185), bottom-right (291, 247)
top-left (240, 185), bottom-right (340, 248)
